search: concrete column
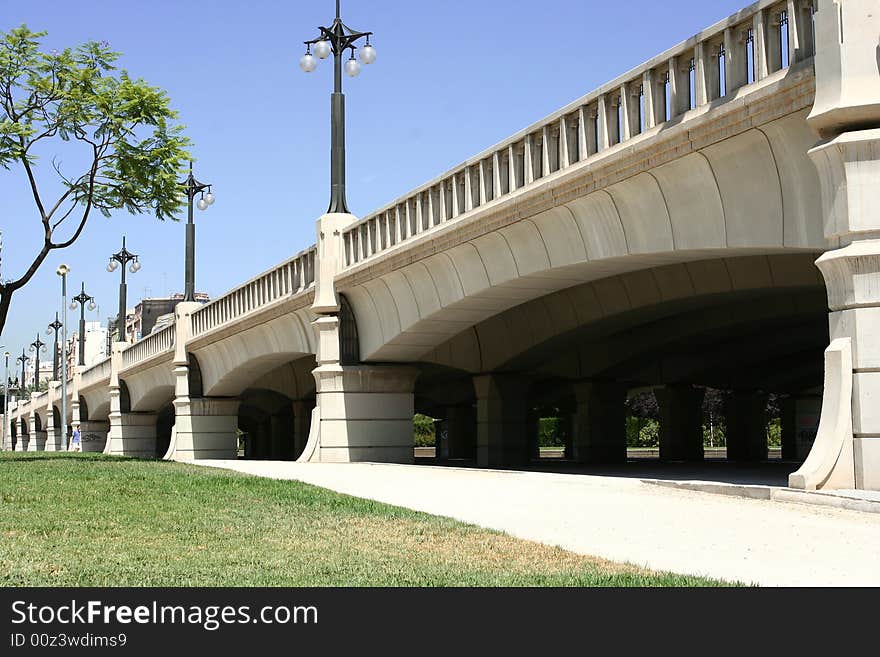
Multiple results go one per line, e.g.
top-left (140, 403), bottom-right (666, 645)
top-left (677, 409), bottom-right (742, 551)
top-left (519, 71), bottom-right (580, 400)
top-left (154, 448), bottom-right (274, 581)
top-left (725, 392), bottom-right (768, 462)
top-left (656, 386), bottom-right (706, 462)
top-left (753, 9), bottom-right (770, 81)
top-left (107, 412), bottom-right (158, 458)
top-left (79, 420), bottom-right (109, 453)
top-left (597, 94), bottom-right (612, 149)
top-left (444, 404), bottom-right (476, 460)
top-left (172, 398), bottom-right (240, 461)
top-left (19, 417), bottom-right (29, 452)
top-left (29, 414), bottom-right (46, 452)
top-left (473, 374), bottom-right (529, 468)
top-left (766, 9), bottom-right (783, 73)
top-left (798, 0), bottom-right (880, 490)
top-left (313, 365), bottom-right (418, 463)
top-left (669, 56), bottom-right (691, 118)
top-left (571, 381), bottom-right (627, 464)
top-left (724, 27), bottom-right (749, 95)
top-left (44, 406), bottom-right (61, 452)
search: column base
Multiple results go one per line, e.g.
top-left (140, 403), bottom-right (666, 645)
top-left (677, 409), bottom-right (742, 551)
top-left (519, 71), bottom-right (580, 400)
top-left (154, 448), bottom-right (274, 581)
top-left (169, 398), bottom-right (240, 461)
top-left (106, 412), bottom-right (158, 458)
top-left (311, 365), bottom-right (418, 464)
top-left (79, 421), bottom-right (109, 453)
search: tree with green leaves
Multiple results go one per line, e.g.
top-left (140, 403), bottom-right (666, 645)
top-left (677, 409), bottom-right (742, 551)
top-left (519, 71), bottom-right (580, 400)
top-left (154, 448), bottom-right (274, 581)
top-left (0, 25), bottom-right (190, 334)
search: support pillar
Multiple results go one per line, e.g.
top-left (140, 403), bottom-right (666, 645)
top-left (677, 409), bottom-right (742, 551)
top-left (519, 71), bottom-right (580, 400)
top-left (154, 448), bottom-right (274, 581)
top-left (107, 411), bottom-right (158, 458)
top-left (172, 398), bottom-right (240, 461)
top-left (445, 404), bottom-right (476, 461)
top-left (44, 407), bottom-right (61, 452)
top-left (314, 364), bottom-right (418, 463)
top-left (79, 420), bottom-right (109, 453)
top-left (656, 385), bottom-right (706, 462)
top-left (570, 381), bottom-right (627, 464)
top-left (794, 0), bottom-right (880, 490)
top-left (29, 414), bottom-right (46, 452)
top-left (725, 392), bottom-right (768, 462)
top-left (473, 374), bottom-right (529, 468)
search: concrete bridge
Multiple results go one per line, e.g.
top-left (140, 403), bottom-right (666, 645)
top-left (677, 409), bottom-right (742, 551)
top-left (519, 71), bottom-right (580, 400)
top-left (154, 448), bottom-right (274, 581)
top-left (5, 0), bottom-right (880, 492)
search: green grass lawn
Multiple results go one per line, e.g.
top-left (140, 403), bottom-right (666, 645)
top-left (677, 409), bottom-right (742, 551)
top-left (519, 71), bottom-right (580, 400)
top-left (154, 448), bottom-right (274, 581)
top-left (0, 453), bottom-right (730, 587)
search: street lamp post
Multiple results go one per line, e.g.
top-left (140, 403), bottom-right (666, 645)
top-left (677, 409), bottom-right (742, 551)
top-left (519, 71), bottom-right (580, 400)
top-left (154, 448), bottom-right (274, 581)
top-left (106, 237), bottom-right (141, 343)
top-left (46, 314), bottom-right (63, 380)
top-left (2, 349), bottom-right (8, 451)
top-left (180, 162), bottom-right (214, 302)
top-left (16, 349), bottom-right (29, 396)
top-left (29, 334), bottom-right (47, 390)
top-left (299, 0), bottom-right (376, 213)
top-left (57, 264), bottom-right (70, 450)
top-left (70, 283), bottom-right (97, 366)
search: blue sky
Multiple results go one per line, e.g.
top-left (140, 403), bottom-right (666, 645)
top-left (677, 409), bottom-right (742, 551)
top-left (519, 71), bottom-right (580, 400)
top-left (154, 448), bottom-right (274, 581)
top-left (0, 0), bottom-right (750, 359)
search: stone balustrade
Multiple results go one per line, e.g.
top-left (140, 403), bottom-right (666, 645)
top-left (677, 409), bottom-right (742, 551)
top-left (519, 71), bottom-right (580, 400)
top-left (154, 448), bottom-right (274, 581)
top-left (121, 325), bottom-right (175, 370)
top-left (340, 0), bottom-right (815, 268)
top-left (190, 246), bottom-right (317, 339)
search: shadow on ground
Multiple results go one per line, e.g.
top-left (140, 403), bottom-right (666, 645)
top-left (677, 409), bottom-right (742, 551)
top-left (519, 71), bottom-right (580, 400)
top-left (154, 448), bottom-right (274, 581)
top-left (415, 457), bottom-right (795, 487)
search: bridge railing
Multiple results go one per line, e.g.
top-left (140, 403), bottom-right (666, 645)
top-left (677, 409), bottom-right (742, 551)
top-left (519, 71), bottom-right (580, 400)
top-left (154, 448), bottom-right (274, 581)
top-left (340, 0), bottom-right (814, 268)
top-left (80, 357), bottom-right (112, 389)
top-left (122, 325), bottom-right (175, 370)
top-left (189, 246), bottom-right (317, 339)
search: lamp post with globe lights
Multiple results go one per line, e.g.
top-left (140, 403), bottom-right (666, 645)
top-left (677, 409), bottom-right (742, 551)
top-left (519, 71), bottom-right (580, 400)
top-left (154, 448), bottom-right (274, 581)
top-left (299, 0), bottom-right (376, 213)
top-left (2, 349), bottom-right (8, 451)
top-left (56, 264), bottom-right (70, 449)
top-left (106, 238), bottom-right (141, 343)
top-left (29, 334), bottom-right (47, 390)
top-left (180, 162), bottom-right (214, 302)
top-left (16, 349), bottom-right (29, 396)
top-left (70, 283), bottom-right (97, 366)
top-left (47, 314), bottom-right (63, 381)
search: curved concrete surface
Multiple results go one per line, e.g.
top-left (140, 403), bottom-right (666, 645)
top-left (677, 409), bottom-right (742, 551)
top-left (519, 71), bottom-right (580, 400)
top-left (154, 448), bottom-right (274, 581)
top-left (195, 460), bottom-right (880, 587)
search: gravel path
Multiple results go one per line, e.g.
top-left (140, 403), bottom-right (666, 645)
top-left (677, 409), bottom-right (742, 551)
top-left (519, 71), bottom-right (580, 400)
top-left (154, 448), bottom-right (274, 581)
top-left (194, 460), bottom-right (880, 587)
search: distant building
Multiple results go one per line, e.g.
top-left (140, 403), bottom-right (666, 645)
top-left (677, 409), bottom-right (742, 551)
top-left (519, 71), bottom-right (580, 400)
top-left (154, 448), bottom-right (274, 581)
top-left (109, 293), bottom-right (210, 343)
top-left (65, 321), bottom-right (109, 370)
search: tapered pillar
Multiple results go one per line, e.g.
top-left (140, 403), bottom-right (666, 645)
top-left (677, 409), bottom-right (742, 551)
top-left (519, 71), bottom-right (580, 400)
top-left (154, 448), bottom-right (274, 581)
top-left (725, 392), bottom-right (768, 462)
top-left (656, 385), bottom-right (706, 462)
top-left (571, 381), bottom-right (627, 464)
top-left (29, 414), bottom-right (46, 452)
top-left (793, 0), bottom-right (880, 490)
top-left (473, 374), bottom-right (529, 468)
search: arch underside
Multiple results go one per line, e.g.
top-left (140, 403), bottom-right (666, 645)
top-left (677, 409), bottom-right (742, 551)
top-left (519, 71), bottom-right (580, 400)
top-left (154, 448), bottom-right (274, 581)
top-left (343, 111), bottom-right (828, 364)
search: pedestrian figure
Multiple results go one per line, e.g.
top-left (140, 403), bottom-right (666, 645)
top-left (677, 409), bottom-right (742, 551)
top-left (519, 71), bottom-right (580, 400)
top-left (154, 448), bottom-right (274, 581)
top-left (71, 425), bottom-right (82, 452)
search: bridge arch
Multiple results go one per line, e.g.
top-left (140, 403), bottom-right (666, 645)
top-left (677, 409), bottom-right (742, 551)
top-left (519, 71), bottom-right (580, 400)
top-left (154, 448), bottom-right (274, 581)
top-left (341, 113), bottom-right (824, 363)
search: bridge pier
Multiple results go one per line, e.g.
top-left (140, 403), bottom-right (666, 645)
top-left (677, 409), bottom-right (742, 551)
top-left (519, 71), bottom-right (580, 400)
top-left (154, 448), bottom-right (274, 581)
top-left (570, 381), bottom-right (627, 465)
top-left (171, 397), bottom-right (240, 461)
top-left (313, 360), bottom-right (418, 464)
top-left (789, 0), bottom-right (880, 490)
top-left (656, 385), bottom-right (705, 463)
top-left (43, 407), bottom-right (61, 452)
top-left (725, 392), bottom-right (768, 462)
top-left (27, 415), bottom-right (43, 452)
top-left (79, 421), bottom-right (109, 453)
top-left (107, 407), bottom-right (158, 458)
top-left (473, 374), bottom-right (530, 468)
